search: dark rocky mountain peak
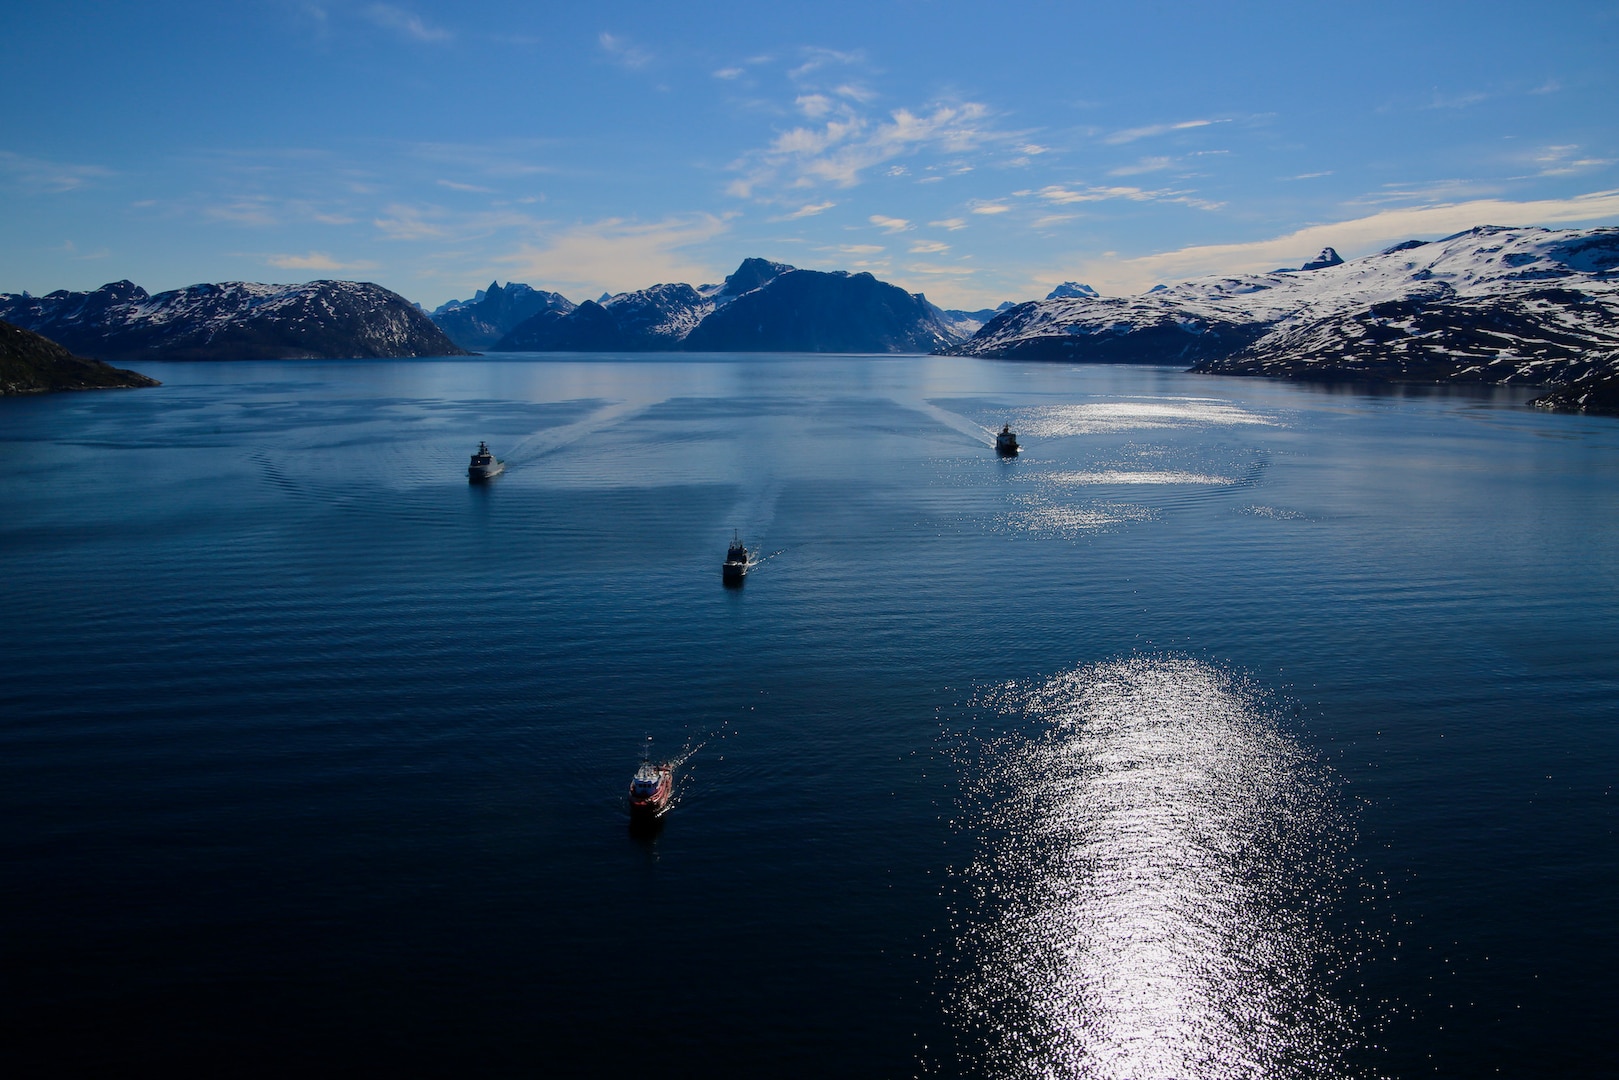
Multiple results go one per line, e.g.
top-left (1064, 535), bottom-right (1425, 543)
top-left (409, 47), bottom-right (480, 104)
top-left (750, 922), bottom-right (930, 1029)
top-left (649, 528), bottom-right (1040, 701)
top-left (722, 258), bottom-right (795, 297)
top-left (430, 279), bottom-right (574, 350)
top-left (682, 267), bottom-right (954, 353)
top-left (1046, 281), bottom-right (1099, 300)
top-left (1301, 247), bottom-right (1345, 271)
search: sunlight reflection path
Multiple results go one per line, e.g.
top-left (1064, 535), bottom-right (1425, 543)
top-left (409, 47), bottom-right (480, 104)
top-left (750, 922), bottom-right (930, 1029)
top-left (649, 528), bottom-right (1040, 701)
top-left (949, 657), bottom-right (1358, 1079)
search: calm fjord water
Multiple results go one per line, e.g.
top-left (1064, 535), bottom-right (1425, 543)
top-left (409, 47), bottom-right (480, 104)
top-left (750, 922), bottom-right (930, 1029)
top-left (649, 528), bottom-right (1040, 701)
top-left (3, 355), bottom-right (1616, 1077)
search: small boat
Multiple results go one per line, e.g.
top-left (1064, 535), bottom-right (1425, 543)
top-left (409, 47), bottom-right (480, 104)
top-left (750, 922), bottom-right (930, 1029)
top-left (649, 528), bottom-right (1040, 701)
top-left (995, 424), bottom-right (1020, 456)
top-left (628, 759), bottom-right (674, 818)
top-left (722, 530), bottom-right (749, 585)
top-left (467, 440), bottom-right (505, 482)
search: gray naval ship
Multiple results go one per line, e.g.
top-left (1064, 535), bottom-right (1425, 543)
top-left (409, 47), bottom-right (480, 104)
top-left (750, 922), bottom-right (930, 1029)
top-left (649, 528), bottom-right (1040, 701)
top-left (467, 441), bottom-right (505, 482)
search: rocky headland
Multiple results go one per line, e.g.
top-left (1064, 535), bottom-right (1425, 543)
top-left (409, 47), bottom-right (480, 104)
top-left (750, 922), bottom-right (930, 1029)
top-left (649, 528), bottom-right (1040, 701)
top-left (1, 319), bottom-right (159, 395)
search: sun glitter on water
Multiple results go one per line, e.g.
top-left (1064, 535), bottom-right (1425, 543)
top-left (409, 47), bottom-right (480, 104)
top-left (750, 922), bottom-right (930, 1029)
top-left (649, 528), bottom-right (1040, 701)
top-left (943, 657), bottom-right (1362, 1080)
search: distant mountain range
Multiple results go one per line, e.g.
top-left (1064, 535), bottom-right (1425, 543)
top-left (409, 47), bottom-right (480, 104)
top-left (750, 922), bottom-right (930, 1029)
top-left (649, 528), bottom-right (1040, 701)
top-left (430, 281), bottom-right (574, 350)
top-left (0, 279), bottom-right (465, 362)
top-left (949, 226), bottom-right (1619, 394)
top-left (1, 319), bottom-right (159, 395)
top-left (5, 228), bottom-right (1618, 414)
top-left (429, 258), bottom-right (991, 354)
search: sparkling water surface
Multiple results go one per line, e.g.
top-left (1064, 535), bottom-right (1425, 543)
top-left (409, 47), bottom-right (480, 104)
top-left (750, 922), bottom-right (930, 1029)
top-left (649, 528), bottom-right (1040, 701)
top-left (3, 355), bottom-right (1616, 1077)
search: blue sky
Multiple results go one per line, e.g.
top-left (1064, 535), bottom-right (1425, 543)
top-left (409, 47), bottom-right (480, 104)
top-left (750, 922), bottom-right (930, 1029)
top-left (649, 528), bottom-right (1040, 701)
top-left (3, 1), bottom-right (1616, 309)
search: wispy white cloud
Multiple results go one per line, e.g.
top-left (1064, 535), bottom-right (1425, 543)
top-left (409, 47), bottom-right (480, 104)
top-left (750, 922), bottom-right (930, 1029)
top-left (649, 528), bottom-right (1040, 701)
top-left (837, 244), bottom-right (884, 255)
top-left (931, 217), bottom-right (967, 231)
top-left (727, 94), bottom-right (1002, 199)
top-left (1002, 183), bottom-right (1222, 213)
top-left (495, 214), bottom-right (728, 297)
top-left (772, 200), bottom-right (836, 221)
top-left (909, 240), bottom-right (950, 254)
top-left (363, 4), bottom-right (451, 43)
top-left (870, 214), bottom-right (911, 233)
top-left (1104, 119), bottom-right (1216, 145)
top-left (904, 262), bottom-right (975, 275)
top-left (1034, 184), bottom-right (1161, 204)
top-left (599, 32), bottom-right (652, 69)
top-left (0, 151), bottom-right (114, 194)
top-left (1108, 156), bottom-right (1175, 177)
top-left (970, 203), bottom-right (1011, 215)
top-left (796, 94), bottom-right (835, 119)
top-left (437, 178), bottom-right (495, 193)
top-left (1351, 177), bottom-right (1501, 206)
top-left (59, 240), bottom-right (111, 260)
top-left (405, 139), bottom-right (555, 179)
top-left (374, 203), bottom-right (450, 240)
top-left (1532, 144), bottom-right (1614, 177)
top-left (266, 251), bottom-right (380, 271)
top-left (1424, 89), bottom-right (1488, 110)
top-left (713, 67), bottom-right (744, 80)
top-left (788, 47), bottom-right (863, 81)
top-left (204, 198), bottom-right (283, 227)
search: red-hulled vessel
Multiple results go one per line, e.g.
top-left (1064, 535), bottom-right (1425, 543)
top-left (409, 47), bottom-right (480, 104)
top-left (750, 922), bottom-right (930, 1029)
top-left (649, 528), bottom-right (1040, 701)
top-left (628, 759), bottom-right (674, 818)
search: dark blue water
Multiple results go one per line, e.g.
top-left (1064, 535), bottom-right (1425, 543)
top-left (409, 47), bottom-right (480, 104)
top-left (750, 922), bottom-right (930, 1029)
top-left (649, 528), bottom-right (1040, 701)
top-left (3, 356), bottom-right (1616, 1077)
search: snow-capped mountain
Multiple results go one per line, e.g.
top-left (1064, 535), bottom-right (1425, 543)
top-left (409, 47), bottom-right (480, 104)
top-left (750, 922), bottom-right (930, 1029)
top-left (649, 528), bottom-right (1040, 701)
top-left (431, 281), bottom-right (574, 350)
top-left (0, 280), bottom-right (467, 361)
top-left (494, 259), bottom-right (789, 351)
top-left (1530, 366), bottom-right (1619, 415)
top-left (951, 226), bottom-right (1619, 386)
top-left (932, 301), bottom-right (1015, 341)
top-left (1046, 282), bottom-right (1099, 300)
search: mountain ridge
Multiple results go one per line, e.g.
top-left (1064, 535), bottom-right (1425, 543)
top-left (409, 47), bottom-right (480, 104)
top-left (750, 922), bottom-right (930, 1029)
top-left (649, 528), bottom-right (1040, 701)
top-left (492, 258), bottom-right (962, 353)
top-left (431, 281), bottom-right (574, 350)
top-left (0, 279), bottom-right (468, 361)
top-left (948, 225), bottom-right (1619, 388)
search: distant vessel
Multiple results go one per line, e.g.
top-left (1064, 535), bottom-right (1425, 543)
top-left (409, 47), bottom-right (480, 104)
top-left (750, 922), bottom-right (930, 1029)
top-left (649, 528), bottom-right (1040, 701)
top-left (467, 441), bottom-right (505, 482)
top-left (628, 757), bottom-right (674, 818)
top-left (995, 424), bottom-right (1020, 456)
top-left (722, 530), bottom-right (749, 585)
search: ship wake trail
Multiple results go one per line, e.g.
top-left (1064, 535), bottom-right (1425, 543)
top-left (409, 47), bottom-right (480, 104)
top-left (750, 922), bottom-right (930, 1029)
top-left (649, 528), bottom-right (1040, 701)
top-left (501, 398), bottom-right (656, 466)
top-left (945, 657), bottom-right (1361, 1080)
top-left (728, 475), bottom-right (784, 547)
top-left (917, 399), bottom-right (1001, 447)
